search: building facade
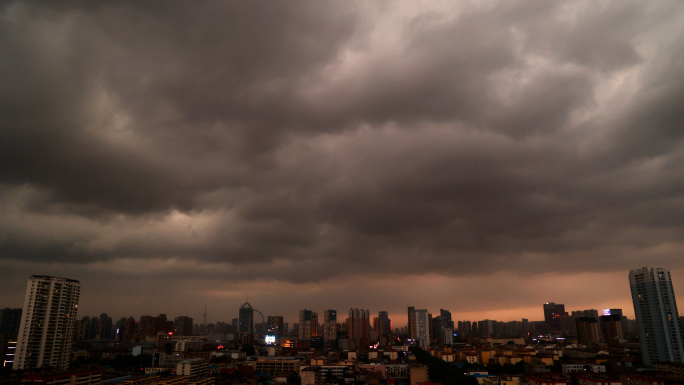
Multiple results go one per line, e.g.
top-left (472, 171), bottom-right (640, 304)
top-left (414, 309), bottom-right (430, 349)
top-left (599, 314), bottom-right (623, 341)
top-left (629, 266), bottom-right (684, 365)
top-left (176, 358), bottom-right (208, 376)
top-left (375, 311), bottom-right (392, 336)
top-left (267, 316), bottom-right (284, 337)
top-left (323, 310), bottom-right (337, 341)
top-left (174, 316), bottom-right (193, 336)
top-left (14, 275), bottom-right (80, 370)
top-left (238, 302), bottom-right (254, 337)
top-left (299, 310), bottom-right (319, 339)
top-left (0, 309), bottom-right (22, 340)
top-left (347, 308), bottom-right (370, 350)
top-left (543, 303), bottom-right (567, 330)
top-left (407, 307), bottom-right (416, 340)
top-left (576, 317), bottom-right (600, 345)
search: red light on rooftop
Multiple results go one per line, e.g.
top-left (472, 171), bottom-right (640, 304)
top-left (168, 332), bottom-right (173, 335)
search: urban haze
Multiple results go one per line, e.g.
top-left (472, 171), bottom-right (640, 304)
top-left (2, 1), bottom-right (684, 324)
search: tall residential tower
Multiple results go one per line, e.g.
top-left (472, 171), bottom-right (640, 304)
top-left (323, 310), bottom-right (337, 341)
top-left (629, 267), bottom-right (684, 365)
top-left (14, 276), bottom-right (80, 371)
top-left (347, 308), bottom-right (370, 350)
top-left (298, 309), bottom-right (318, 339)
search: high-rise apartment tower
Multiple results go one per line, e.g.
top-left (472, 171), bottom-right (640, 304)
top-left (407, 307), bottom-right (416, 340)
top-left (323, 310), bottom-right (337, 341)
top-left (348, 308), bottom-right (370, 350)
top-left (14, 276), bottom-right (80, 371)
top-left (629, 267), bottom-right (684, 365)
top-left (238, 302), bottom-right (254, 336)
top-left (298, 310), bottom-right (318, 339)
top-left (414, 309), bottom-right (430, 348)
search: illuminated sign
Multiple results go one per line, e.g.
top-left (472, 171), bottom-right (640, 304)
top-left (265, 335), bottom-right (276, 345)
top-left (603, 309), bottom-right (611, 315)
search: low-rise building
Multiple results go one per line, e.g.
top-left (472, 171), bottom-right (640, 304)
top-left (463, 352), bottom-right (479, 364)
top-left (575, 375), bottom-right (621, 385)
top-left (526, 375), bottom-right (566, 385)
top-left (176, 358), bottom-right (208, 377)
top-left (409, 365), bottom-right (428, 385)
top-left (561, 364), bottom-right (606, 375)
top-left (386, 363), bottom-right (410, 378)
top-left (626, 374), bottom-right (678, 385)
top-left (21, 370), bottom-right (102, 385)
top-left (653, 362), bottom-right (684, 381)
top-left (301, 366), bottom-right (322, 385)
top-left (257, 356), bottom-right (303, 375)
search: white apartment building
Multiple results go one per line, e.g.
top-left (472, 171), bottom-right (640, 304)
top-left (15, 276), bottom-right (80, 371)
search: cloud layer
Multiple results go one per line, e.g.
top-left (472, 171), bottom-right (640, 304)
top-left (2, 0), bottom-right (684, 323)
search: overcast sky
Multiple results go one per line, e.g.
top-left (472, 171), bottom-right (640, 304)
top-left (2, 0), bottom-right (684, 326)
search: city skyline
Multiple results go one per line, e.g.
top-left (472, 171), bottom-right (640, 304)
top-left (2, 1), bottom-right (684, 322)
top-left (1, 273), bottom-right (653, 328)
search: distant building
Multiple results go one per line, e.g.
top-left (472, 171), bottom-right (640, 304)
top-left (176, 358), bottom-right (208, 376)
top-left (98, 313), bottom-right (113, 339)
top-left (0, 308), bottom-right (22, 339)
top-left (299, 310), bottom-right (319, 339)
top-left (459, 320), bottom-right (472, 337)
top-left (375, 311), bottom-right (392, 336)
top-left (572, 310), bottom-right (599, 319)
top-left (432, 316), bottom-right (453, 345)
top-left (543, 303), bottom-right (568, 330)
top-left (414, 310), bottom-right (430, 348)
top-left (629, 266), bottom-right (684, 365)
top-left (21, 369), bottom-right (102, 385)
top-left (14, 275), bottom-right (80, 371)
top-left (323, 310), bottom-right (337, 341)
top-left (348, 308), bottom-right (370, 350)
top-left (558, 316), bottom-right (577, 337)
top-left (408, 307), bottom-right (416, 340)
top-left (255, 356), bottom-right (301, 374)
top-left (576, 317), bottom-right (600, 345)
top-left (562, 364), bottom-right (606, 374)
top-left (139, 315), bottom-right (157, 337)
top-left (238, 302), bottom-right (254, 337)
top-left (174, 316), bottom-right (193, 336)
top-left (301, 366), bottom-right (321, 385)
top-left (440, 309), bottom-right (454, 332)
top-left (409, 364), bottom-right (429, 385)
top-left (479, 319), bottom-right (493, 336)
top-left (599, 315), bottom-right (623, 341)
top-left (268, 316), bottom-right (284, 337)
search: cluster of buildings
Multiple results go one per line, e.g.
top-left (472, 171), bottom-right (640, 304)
top-left (1, 267), bottom-right (683, 385)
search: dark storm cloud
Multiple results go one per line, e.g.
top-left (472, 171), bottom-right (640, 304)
top-left (0, 0), bottom-right (363, 215)
top-left (2, 0), bottom-right (684, 318)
